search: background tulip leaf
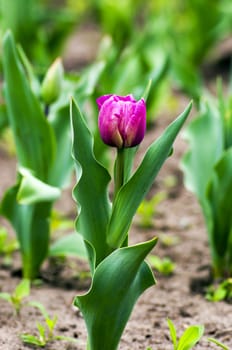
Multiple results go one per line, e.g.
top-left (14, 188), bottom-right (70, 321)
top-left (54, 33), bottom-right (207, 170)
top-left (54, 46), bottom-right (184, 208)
top-left (70, 98), bottom-right (112, 269)
top-left (181, 103), bottom-right (223, 203)
top-left (107, 102), bottom-right (192, 248)
top-left (74, 238), bottom-right (157, 350)
top-left (48, 105), bottom-right (73, 187)
top-left (49, 232), bottom-right (87, 259)
top-left (17, 168), bottom-right (61, 205)
top-left (2, 31), bottom-right (55, 182)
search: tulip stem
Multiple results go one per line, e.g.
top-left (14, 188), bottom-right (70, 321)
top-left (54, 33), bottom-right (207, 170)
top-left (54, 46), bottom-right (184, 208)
top-left (114, 148), bottom-right (125, 201)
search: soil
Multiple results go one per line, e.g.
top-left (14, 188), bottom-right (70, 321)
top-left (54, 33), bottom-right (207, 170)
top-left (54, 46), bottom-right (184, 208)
top-left (0, 26), bottom-right (232, 350)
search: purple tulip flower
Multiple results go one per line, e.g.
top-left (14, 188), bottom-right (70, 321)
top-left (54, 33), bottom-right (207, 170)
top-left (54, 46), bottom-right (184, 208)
top-left (97, 94), bottom-right (146, 148)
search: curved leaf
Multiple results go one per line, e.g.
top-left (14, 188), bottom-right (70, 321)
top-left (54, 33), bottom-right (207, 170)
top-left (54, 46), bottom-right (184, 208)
top-left (17, 168), bottom-right (61, 204)
top-left (74, 238), bottom-right (157, 350)
top-left (70, 98), bottom-right (112, 269)
top-left (107, 102), bottom-right (192, 248)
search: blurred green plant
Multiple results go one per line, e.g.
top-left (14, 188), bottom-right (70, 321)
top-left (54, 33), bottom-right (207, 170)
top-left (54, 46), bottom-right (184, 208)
top-left (137, 192), bottom-right (166, 228)
top-left (206, 278), bottom-right (232, 302)
top-left (0, 31), bottom-right (106, 279)
top-left (181, 83), bottom-right (232, 278)
top-left (0, 0), bottom-right (83, 68)
top-left (0, 279), bottom-right (30, 316)
top-left (147, 255), bottom-right (175, 276)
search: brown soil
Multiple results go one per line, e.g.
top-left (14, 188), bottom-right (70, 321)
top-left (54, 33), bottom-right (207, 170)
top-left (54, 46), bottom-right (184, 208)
top-left (1, 27), bottom-right (232, 350)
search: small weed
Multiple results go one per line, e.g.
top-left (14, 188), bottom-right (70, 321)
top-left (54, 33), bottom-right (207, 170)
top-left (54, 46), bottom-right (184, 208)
top-left (148, 255), bottom-right (175, 276)
top-left (137, 192), bottom-right (166, 228)
top-left (206, 278), bottom-right (232, 302)
top-left (167, 318), bottom-right (204, 349)
top-left (0, 279), bottom-right (30, 315)
top-left (21, 301), bottom-right (78, 347)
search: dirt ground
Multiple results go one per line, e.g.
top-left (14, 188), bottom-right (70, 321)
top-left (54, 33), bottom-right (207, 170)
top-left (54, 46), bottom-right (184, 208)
top-left (0, 27), bottom-right (232, 350)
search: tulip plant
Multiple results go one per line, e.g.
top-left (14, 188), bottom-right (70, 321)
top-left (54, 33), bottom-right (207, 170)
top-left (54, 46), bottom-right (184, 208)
top-left (0, 31), bottom-right (105, 279)
top-left (71, 92), bottom-right (192, 349)
top-left (181, 84), bottom-right (232, 278)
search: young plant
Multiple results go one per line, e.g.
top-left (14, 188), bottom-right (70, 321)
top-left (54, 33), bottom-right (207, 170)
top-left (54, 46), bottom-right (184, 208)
top-left (137, 192), bottom-right (166, 228)
top-left (167, 318), bottom-right (204, 350)
top-left (21, 301), bottom-right (77, 347)
top-left (206, 278), bottom-right (232, 302)
top-left (147, 254), bottom-right (175, 276)
top-left (181, 85), bottom-right (232, 278)
top-left (0, 279), bottom-right (30, 315)
top-left (70, 92), bottom-right (192, 350)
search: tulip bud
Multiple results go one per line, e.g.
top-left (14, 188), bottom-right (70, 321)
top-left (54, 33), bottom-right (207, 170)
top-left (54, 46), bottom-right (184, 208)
top-left (97, 94), bottom-right (146, 148)
top-left (41, 58), bottom-right (64, 105)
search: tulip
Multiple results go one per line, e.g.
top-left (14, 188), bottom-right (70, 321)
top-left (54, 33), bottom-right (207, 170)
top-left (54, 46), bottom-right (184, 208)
top-left (97, 94), bottom-right (146, 148)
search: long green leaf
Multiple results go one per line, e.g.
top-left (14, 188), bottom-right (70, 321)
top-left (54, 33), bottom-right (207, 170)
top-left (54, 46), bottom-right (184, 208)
top-left (74, 238), bottom-right (157, 350)
top-left (107, 102), bottom-right (192, 248)
top-left (2, 31), bottom-right (55, 181)
top-left (70, 98), bottom-right (112, 269)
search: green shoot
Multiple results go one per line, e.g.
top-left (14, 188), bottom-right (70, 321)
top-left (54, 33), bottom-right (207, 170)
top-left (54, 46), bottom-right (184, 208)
top-left (148, 255), bottom-right (175, 276)
top-left (137, 192), bottom-right (166, 228)
top-left (21, 301), bottom-right (77, 347)
top-left (0, 279), bottom-right (30, 315)
top-left (206, 278), bottom-right (232, 302)
top-left (167, 318), bottom-right (204, 350)
top-left (208, 338), bottom-right (230, 350)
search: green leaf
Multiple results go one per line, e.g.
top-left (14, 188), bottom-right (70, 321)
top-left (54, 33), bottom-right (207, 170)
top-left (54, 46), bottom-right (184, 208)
top-left (107, 102), bottom-right (192, 248)
top-left (17, 168), bottom-right (61, 204)
top-left (49, 232), bottom-right (87, 259)
top-left (74, 238), bottom-right (157, 350)
top-left (167, 318), bottom-right (177, 350)
top-left (2, 31), bottom-right (55, 182)
top-left (177, 325), bottom-right (204, 350)
top-left (70, 98), bottom-right (112, 269)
